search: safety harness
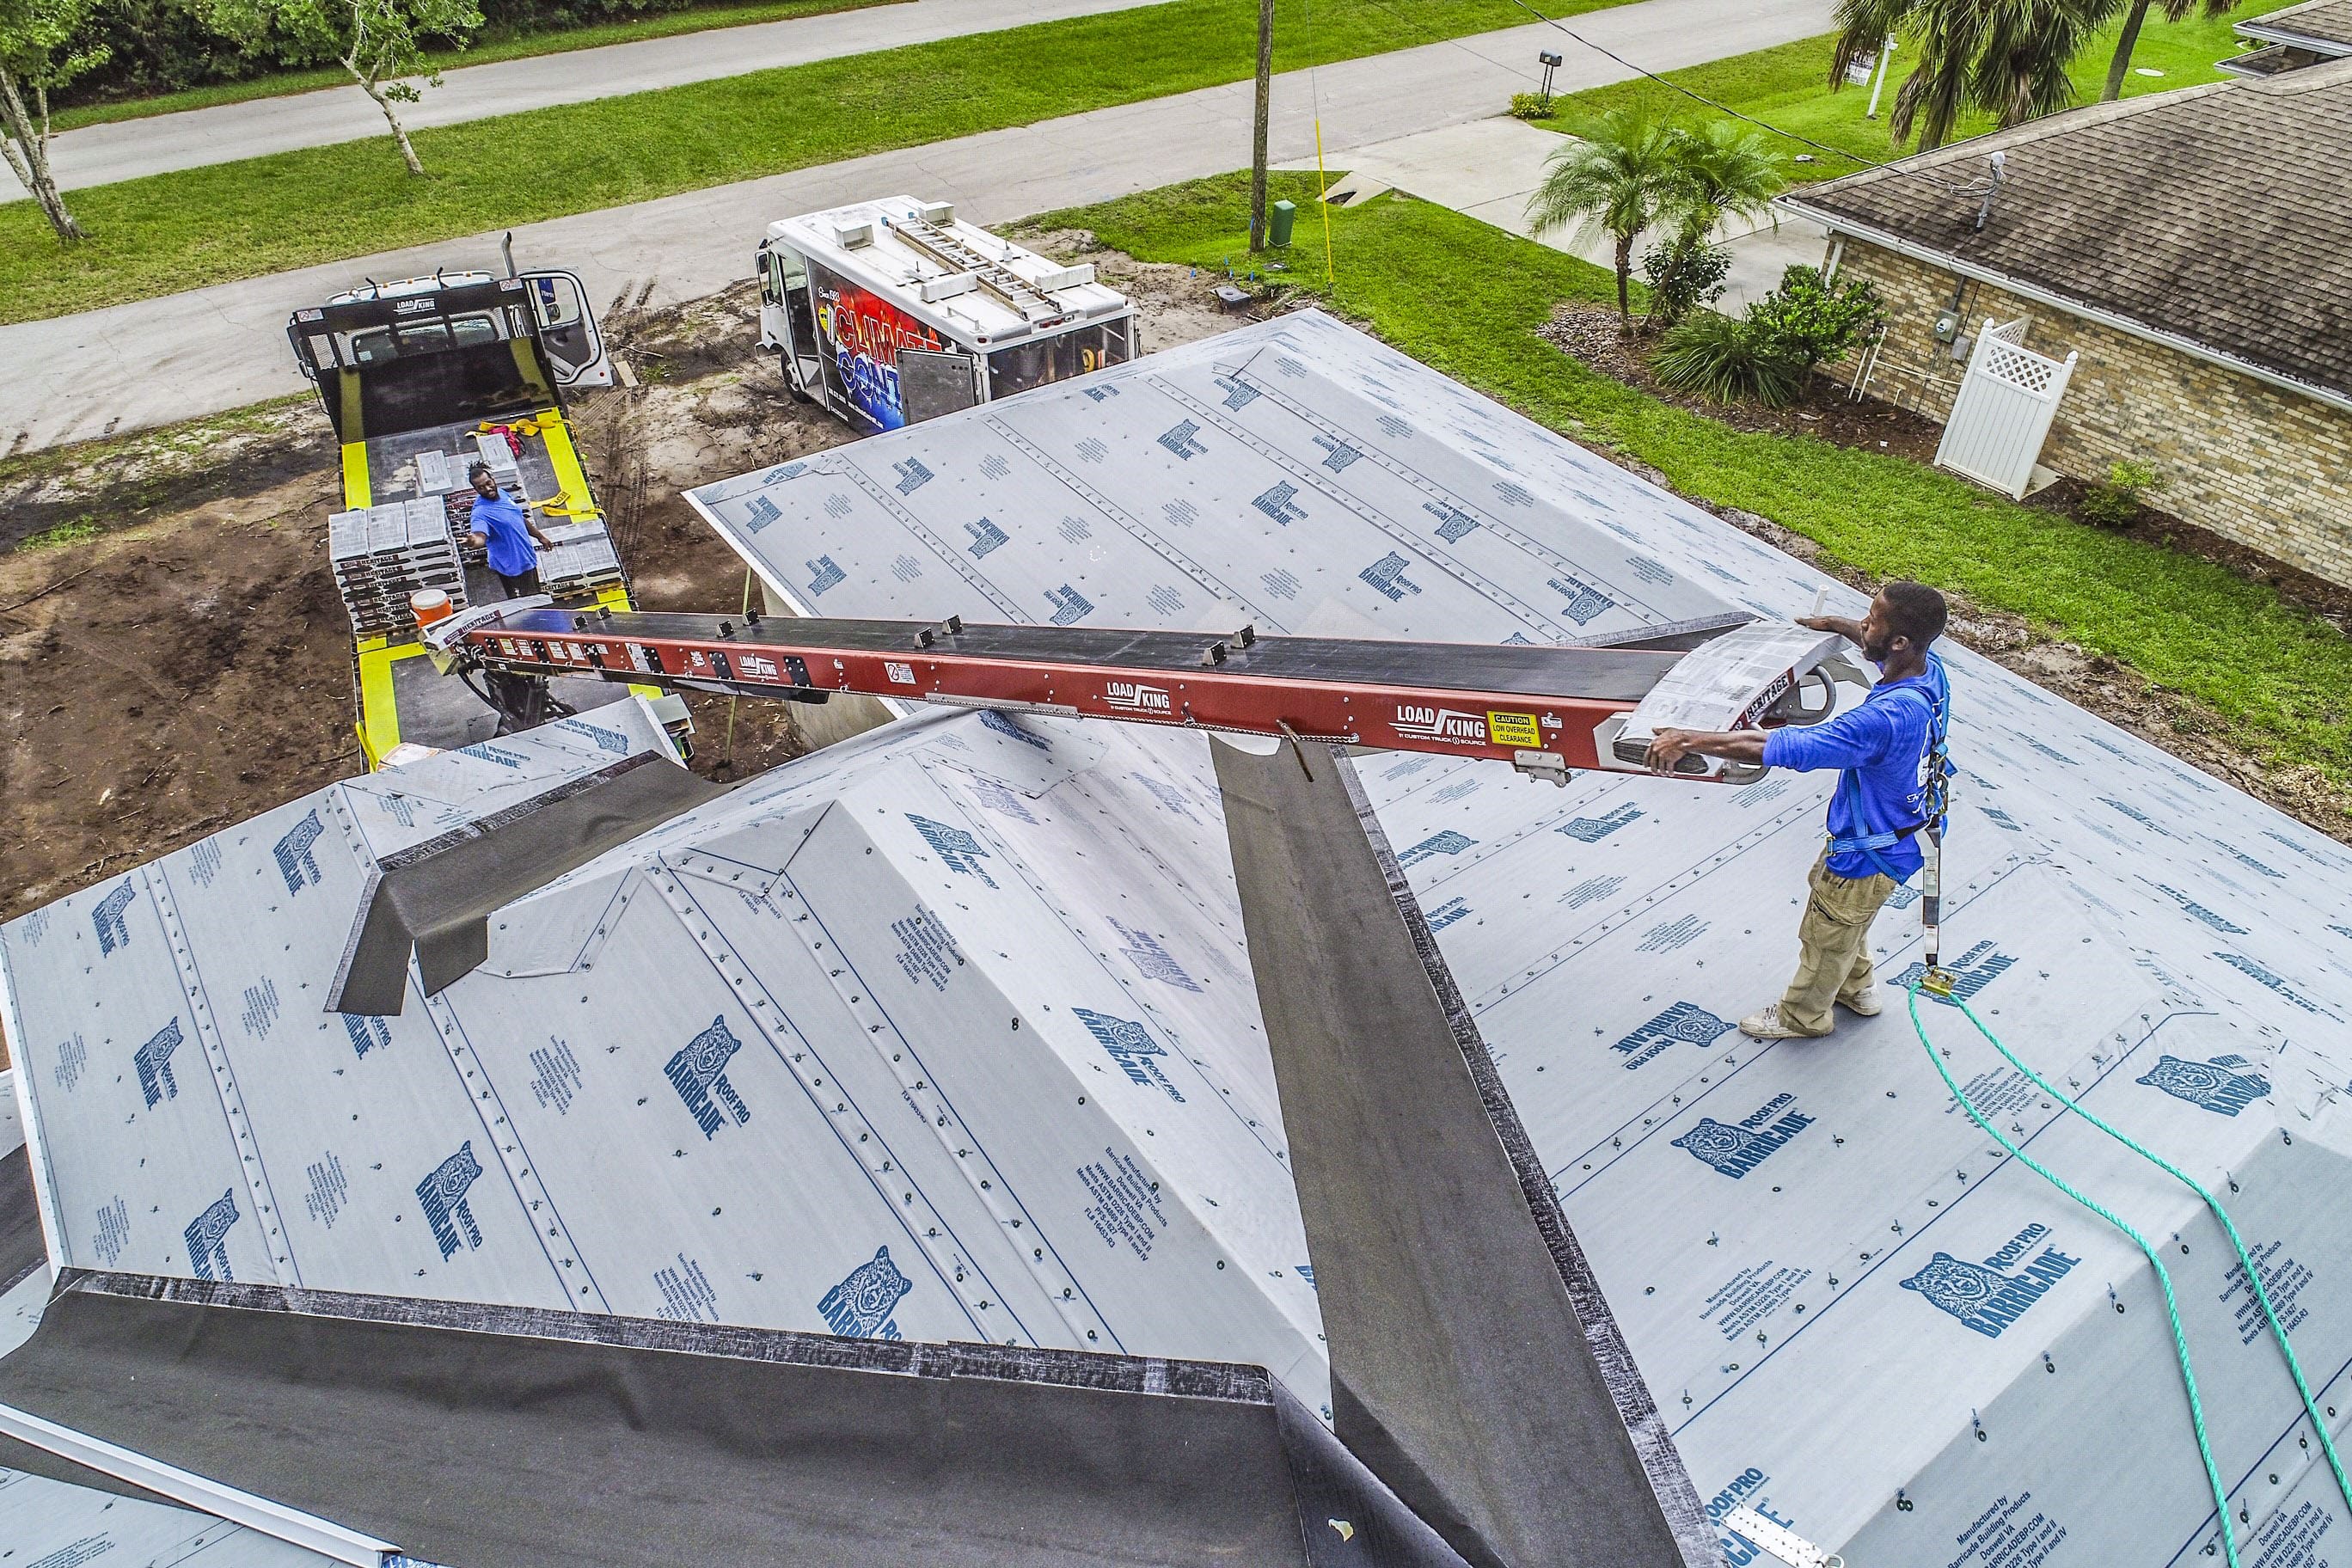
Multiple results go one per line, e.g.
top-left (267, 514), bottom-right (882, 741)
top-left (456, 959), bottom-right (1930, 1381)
top-left (1826, 653), bottom-right (1956, 984)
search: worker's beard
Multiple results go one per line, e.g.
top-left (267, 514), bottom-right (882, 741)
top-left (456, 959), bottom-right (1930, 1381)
top-left (1862, 629), bottom-right (1896, 664)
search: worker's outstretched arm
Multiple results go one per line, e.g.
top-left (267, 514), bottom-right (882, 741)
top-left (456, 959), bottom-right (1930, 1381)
top-left (1798, 612), bottom-right (1865, 645)
top-left (1645, 728), bottom-right (1768, 772)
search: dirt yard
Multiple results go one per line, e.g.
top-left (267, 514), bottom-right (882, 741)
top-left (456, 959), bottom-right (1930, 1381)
top-left (0, 254), bottom-right (1246, 940)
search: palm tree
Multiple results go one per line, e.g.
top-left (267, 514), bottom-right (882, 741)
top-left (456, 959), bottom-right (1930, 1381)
top-left (1667, 120), bottom-right (1787, 240)
top-left (1526, 107), bottom-right (1683, 331)
top-left (1830, 0), bottom-right (2107, 150)
top-left (2099, 0), bottom-right (2233, 101)
top-left (1643, 121), bottom-right (1785, 325)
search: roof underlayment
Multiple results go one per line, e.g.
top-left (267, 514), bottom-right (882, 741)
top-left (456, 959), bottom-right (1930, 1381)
top-left (3, 312), bottom-right (2351, 1565)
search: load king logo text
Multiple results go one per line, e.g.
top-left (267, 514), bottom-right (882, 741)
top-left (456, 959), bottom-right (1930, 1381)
top-left (1104, 681), bottom-right (1173, 715)
top-left (1902, 1223), bottom-right (2082, 1338)
top-left (1393, 705), bottom-right (1487, 746)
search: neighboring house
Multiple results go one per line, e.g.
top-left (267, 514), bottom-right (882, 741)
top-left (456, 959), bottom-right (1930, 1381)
top-left (1779, 60), bottom-right (2352, 590)
top-left (2222, 0), bottom-right (2352, 77)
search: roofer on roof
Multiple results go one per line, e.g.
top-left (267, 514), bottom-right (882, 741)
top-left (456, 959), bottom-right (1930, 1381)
top-left (466, 461), bottom-right (559, 598)
top-left (1644, 581), bottom-right (1951, 1040)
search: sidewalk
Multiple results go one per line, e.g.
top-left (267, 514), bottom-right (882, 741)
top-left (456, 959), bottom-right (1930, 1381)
top-left (1293, 118), bottom-right (1828, 309)
top-left (3, 0), bottom-right (1176, 199)
top-left (2, 0), bottom-right (1833, 450)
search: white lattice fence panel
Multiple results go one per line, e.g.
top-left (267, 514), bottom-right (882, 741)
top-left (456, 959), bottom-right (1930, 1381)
top-left (1934, 318), bottom-right (2076, 499)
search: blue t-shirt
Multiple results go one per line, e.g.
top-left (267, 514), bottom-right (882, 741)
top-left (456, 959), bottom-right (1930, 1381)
top-left (469, 492), bottom-right (538, 578)
top-left (1761, 654), bottom-right (1949, 881)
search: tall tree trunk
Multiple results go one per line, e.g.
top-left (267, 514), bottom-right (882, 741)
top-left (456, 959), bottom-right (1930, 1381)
top-left (1613, 231), bottom-right (1633, 331)
top-left (0, 67), bottom-right (84, 241)
top-left (352, 66), bottom-right (426, 175)
top-left (2103, 0), bottom-right (2153, 101)
top-left (1248, 0), bottom-right (1274, 252)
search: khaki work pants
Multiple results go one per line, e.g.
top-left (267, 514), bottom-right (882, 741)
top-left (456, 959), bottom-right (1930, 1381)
top-left (1779, 850), bottom-right (1897, 1036)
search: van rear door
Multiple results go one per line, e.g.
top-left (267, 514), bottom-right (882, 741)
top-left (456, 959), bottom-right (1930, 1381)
top-left (520, 269), bottom-right (613, 389)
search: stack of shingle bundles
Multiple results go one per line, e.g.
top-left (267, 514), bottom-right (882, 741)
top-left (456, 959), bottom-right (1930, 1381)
top-left (328, 499), bottom-right (468, 639)
top-left (536, 518), bottom-right (627, 597)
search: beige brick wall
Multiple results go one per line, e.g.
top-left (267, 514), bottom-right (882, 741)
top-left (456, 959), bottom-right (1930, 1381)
top-left (1833, 239), bottom-right (2352, 589)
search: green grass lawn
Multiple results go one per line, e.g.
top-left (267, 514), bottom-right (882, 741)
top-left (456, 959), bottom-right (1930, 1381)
top-left (1528, 0), bottom-right (2302, 175)
top-left (1038, 172), bottom-right (2352, 804)
top-left (47, 0), bottom-right (898, 133)
top-left (2, 0), bottom-right (1621, 326)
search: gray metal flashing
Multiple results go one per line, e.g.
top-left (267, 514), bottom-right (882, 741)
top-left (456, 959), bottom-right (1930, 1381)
top-left (328, 749), bottom-right (720, 1013)
top-left (0, 1270), bottom-right (1471, 1568)
top-left (1215, 736), bottom-right (1710, 1568)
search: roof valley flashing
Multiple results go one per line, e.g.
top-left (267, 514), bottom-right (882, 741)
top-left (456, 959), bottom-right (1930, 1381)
top-left (329, 748), bottom-right (719, 1015)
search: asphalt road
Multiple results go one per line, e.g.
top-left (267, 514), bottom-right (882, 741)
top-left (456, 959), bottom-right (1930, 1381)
top-left (3, 0), bottom-right (1179, 198)
top-left (3, 0), bottom-right (1835, 451)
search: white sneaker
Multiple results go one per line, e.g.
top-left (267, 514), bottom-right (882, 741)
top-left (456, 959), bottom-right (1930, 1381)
top-left (1739, 1004), bottom-right (1828, 1040)
top-left (1838, 984), bottom-right (1885, 1018)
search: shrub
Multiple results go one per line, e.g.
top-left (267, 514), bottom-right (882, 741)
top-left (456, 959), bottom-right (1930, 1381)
top-left (1746, 264), bottom-right (1882, 368)
top-left (2077, 461), bottom-right (2159, 527)
top-left (1509, 91), bottom-right (1556, 121)
top-left (1639, 235), bottom-right (1729, 328)
top-left (1651, 311), bottom-right (1805, 407)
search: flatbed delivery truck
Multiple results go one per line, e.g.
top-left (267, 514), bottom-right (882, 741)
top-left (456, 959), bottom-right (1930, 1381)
top-left (287, 265), bottom-right (665, 764)
top-left (756, 197), bottom-right (1138, 432)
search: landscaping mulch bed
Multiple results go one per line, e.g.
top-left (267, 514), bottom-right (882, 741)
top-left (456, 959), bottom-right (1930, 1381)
top-left (1540, 303), bottom-right (1945, 463)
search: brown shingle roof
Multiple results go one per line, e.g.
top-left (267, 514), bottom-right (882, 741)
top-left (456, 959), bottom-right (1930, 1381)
top-left (2243, 0), bottom-right (2352, 52)
top-left (1782, 60), bottom-right (2352, 403)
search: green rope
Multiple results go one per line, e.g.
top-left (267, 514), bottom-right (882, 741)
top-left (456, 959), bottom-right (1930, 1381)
top-left (1944, 991), bottom-right (2352, 1526)
top-left (1906, 983), bottom-right (2241, 1566)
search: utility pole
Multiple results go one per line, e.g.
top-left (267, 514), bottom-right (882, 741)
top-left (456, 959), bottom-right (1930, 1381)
top-left (1249, 0), bottom-right (1274, 252)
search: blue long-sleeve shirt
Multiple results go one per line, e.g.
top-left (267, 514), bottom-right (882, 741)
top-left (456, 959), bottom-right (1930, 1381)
top-left (469, 492), bottom-right (539, 578)
top-left (1761, 655), bottom-right (1949, 881)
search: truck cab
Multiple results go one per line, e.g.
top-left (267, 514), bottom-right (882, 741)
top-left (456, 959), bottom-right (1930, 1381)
top-left (287, 266), bottom-right (664, 766)
top-left (756, 197), bottom-right (1138, 432)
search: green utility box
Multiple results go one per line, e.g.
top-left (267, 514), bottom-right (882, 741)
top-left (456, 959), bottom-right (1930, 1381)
top-left (1269, 199), bottom-right (1296, 248)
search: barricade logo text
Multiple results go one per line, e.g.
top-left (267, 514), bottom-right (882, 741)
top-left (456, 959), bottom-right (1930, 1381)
top-left (1398, 830), bottom-right (1477, 867)
top-left (820, 1246), bottom-right (912, 1340)
top-left (184, 1189), bottom-right (240, 1282)
top-left (1559, 803), bottom-right (1643, 843)
top-left (417, 1141), bottom-right (487, 1260)
top-left (1614, 1001), bottom-right (1733, 1069)
top-left (2137, 1054), bottom-right (2271, 1116)
top-left (343, 1014), bottom-right (391, 1059)
top-left (1673, 1094), bottom-right (1813, 1179)
top-left (980, 709), bottom-right (1050, 750)
top-left (91, 881), bottom-right (135, 955)
top-left (666, 1015), bottom-right (752, 1139)
top-left (1075, 1008), bottom-right (1185, 1102)
top-left (134, 1018), bottom-right (185, 1109)
top-left (1902, 1226), bottom-right (2080, 1338)
top-left (906, 813), bottom-right (998, 888)
top-left (273, 809), bottom-right (326, 894)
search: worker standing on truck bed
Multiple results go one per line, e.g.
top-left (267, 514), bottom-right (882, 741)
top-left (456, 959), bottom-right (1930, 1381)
top-left (466, 462), bottom-right (559, 597)
top-left (1643, 581), bottom-right (1952, 1041)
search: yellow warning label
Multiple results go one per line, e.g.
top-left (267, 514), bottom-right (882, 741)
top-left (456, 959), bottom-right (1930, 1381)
top-left (1487, 710), bottom-right (1541, 749)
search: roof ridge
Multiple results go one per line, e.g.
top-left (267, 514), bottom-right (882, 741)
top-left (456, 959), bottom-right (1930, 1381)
top-left (1804, 77), bottom-right (2253, 197)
